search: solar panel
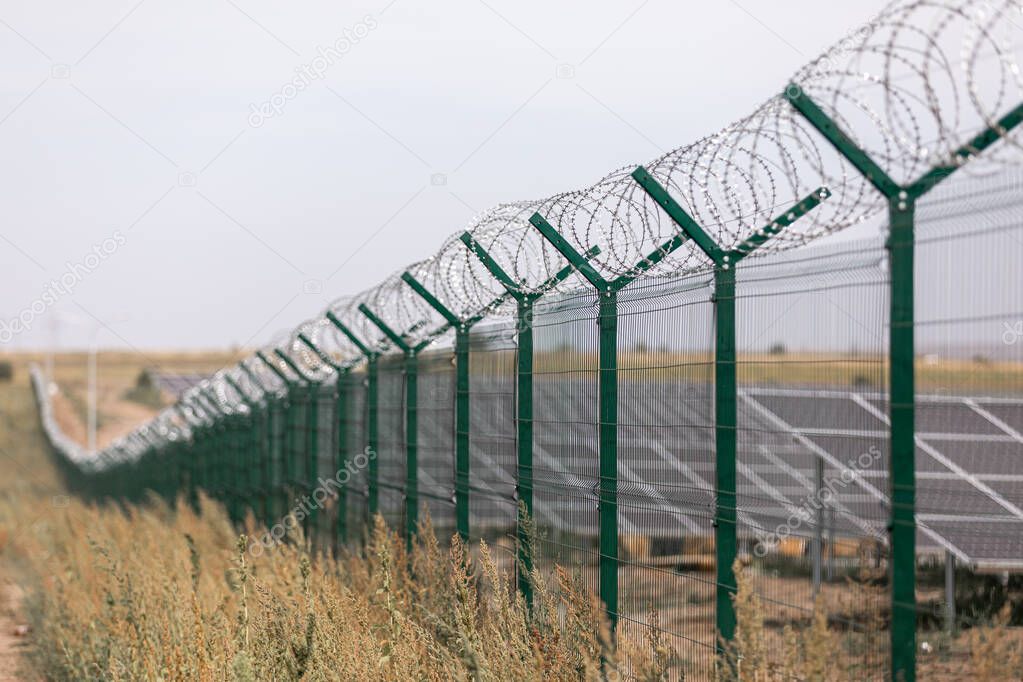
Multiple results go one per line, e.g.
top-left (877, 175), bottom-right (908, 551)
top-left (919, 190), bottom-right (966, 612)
top-left (741, 387), bottom-right (1023, 567)
top-left (149, 371), bottom-right (209, 399)
top-left (457, 380), bottom-right (1023, 567)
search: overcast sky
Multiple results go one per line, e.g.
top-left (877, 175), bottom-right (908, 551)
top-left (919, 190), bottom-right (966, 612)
top-left (0, 0), bottom-right (894, 351)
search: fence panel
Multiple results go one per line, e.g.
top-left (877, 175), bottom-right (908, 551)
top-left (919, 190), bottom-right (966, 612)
top-left (912, 171), bottom-right (1023, 673)
top-left (377, 355), bottom-right (407, 531)
top-left (617, 273), bottom-right (717, 678)
top-left (268, 398), bottom-right (287, 525)
top-left (467, 321), bottom-right (517, 566)
top-left (312, 381), bottom-right (336, 548)
top-left (341, 371), bottom-right (369, 543)
top-left (531, 289), bottom-right (601, 598)
top-left (735, 236), bottom-right (892, 677)
top-left (417, 348), bottom-right (457, 543)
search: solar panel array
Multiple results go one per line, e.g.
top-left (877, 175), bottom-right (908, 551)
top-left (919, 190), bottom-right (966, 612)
top-left (458, 380), bottom-right (1023, 568)
top-left (149, 371), bottom-right (208, 399)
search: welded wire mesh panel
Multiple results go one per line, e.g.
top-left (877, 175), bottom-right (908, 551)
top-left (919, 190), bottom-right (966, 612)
top-left (913, 170), bottom-right (1023, 673)
top-left (467, 320), bottom-right (517, 566)
top-left (377, 355), bottom-right (407, 531)
top-left (289, 389), bottom-right (311, 515)
top-left (341, 371), bottom-right (369, 543)
top-left (417, 349), bottom-right (457, 544)
top-left (267, 400), bottom-right (287, 523)
top-left (261, 403), bottom-right (281, 523)
top-left (239, 418), bottom-right (256, 518)
top-left (616, 273), bottom-right (716, 679)
top-left (311, 381), bottom-right (338, 549)
top-left (735, 236), bottom-right (891, 677)
top-left (531, 289), bottom-right (600, 597)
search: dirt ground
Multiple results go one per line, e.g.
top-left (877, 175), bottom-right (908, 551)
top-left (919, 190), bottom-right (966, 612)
top-left (0, 582), bottom-right (33, 682)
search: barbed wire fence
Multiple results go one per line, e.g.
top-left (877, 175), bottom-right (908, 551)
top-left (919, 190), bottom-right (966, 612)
top-left (28, 1), bottom-right (1023, 679)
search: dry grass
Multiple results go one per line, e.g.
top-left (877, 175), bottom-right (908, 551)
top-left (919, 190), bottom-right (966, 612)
top-left (721, 559), bottom-right (887, 681)
top-left (9, 493), bottom-right (1016, 681)
top-left (0, 494), bottom-right (675, 681)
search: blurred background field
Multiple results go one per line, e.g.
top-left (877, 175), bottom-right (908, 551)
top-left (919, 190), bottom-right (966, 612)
top-left (0, 351), bottom-right (242, 451)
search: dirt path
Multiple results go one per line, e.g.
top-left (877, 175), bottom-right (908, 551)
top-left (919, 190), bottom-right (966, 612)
top-left (0, 581), bottom-right (31, 681)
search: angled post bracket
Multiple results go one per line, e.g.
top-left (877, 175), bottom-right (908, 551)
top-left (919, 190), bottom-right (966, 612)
top-left (297, 333), bottom-right (345, 373)
top-left (239, 361), bottom-right (273, 396)
top-left (634, 164), bottom-right (829, 658)
top-left (358, 304), bottom-right (412, 354)
top-left (326, 311), bottom-right (376, 359)
top-left (273, 349), bottom-right (317, 384)
top-left (256, 350), bottom-right (298, 386)
top-left (326, 311), bottom-right (380, 517)
top-left (784, 82), bottom-right (1023, 682)
top-left (357, 304), bottom-right (420, 543)
top-left (460, 234), bottom-right (599, 605)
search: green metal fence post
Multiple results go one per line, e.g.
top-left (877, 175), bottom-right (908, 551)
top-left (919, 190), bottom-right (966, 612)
top-left (713, 262), bottom-right (738, 643)
top-left (596, 287), bottom-right (618, 626)
top-left (196, 395), bottom-right (217, 502)
top-left (358, 303), bottom-right (422, 549)
top-left (335, 370), bottom-right (348, 544)
top-left (367, 356), bottom-right (379, 517)
top-left (251, 397), bottom-right (266, 525)
top-left (274, 348), bottom-right (320, 542)
top-left (399, 273), bottom-right (468, 542)
top-left (326, 311), bottom-right (379, 523)
top-left (530, 210), bottom-right (701, 631)
top-left (189, 416), bottom-right (204, 504)
top-left (174, 405), bottom-right (198, 510)
top-left (515, 298), bottom-right (534, 598)
top-left (307, 382), bottom-right (319, 539)
top-left (405, 352), bottom-right (418, 543)
top-left (888, 196), bottom-right (916, 679)
top-left (297, 332), bottom-right (351, 548)
top-left (257, 350), bottom-right (300, 529)
top-left (632, 164), bottom-right (828, 660)
top-left (206, 412), bottom-right (220, 504)
top-left (197, 389), bottom-right (228, 510)
top-left (457, 234), bottom-right (602, 607)
top-left (225, 375), bottom-right (258, 521)
top-left (527, 213), bottom-right (621, 629)
top-left (783, 84), bottom-right (1023, 682)
top-left (198, 418), bottom-right (211, 502)
top-left (453, 326), bottom-right (470, 543)
top-left (239, 361), bottom-right (276, 528)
